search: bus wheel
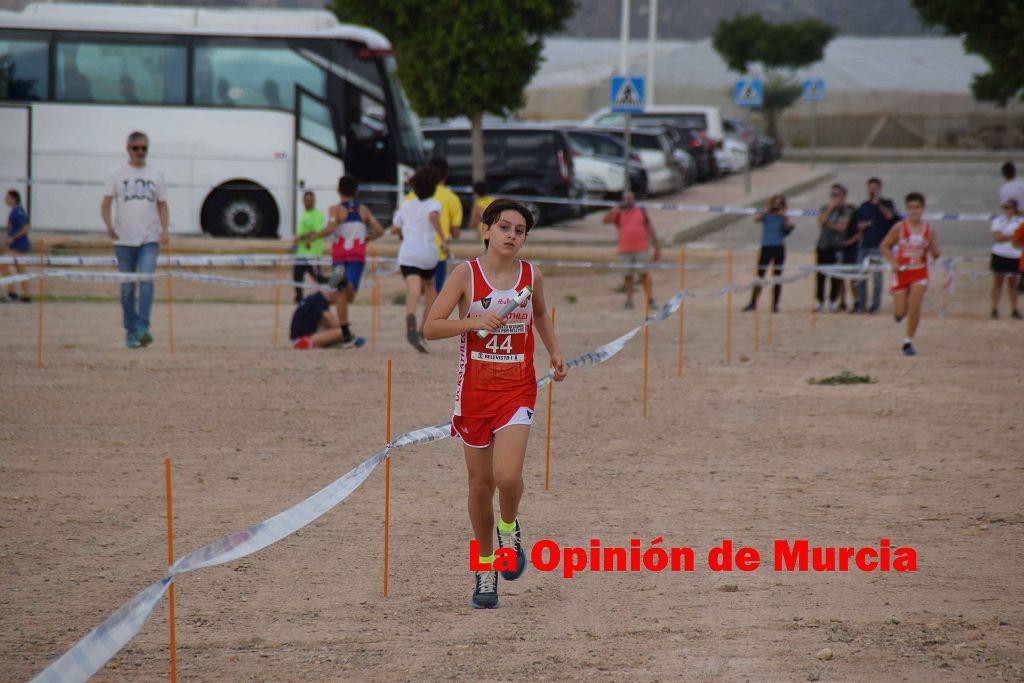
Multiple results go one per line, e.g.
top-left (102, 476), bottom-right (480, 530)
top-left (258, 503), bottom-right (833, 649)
top-left (201, 183), bottom-right (279, 238)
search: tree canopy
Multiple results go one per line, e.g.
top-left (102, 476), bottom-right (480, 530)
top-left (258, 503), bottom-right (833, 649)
top-left (911, 0), bottom-right (1024, 106)
top-left (711, 14), bottom-right (836, 145)
top-left (333, 0), bottom-right (575, 180)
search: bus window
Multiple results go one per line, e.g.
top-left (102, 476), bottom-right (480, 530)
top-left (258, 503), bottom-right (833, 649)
top-left (0, 36), bottom-right (48, 101)
top-left (297, 90), bottom-right (339, 155)
top-left (55, 40), bottom-right (186, 105)
top-left (193, 43), bottom-right (325, 111)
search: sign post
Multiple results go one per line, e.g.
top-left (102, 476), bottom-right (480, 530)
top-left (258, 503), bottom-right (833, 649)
top-left (802, 78), bottom-right (825, 169)
top-left (611, 75), bottom-right (645, 194)
top-left (733, 78), bottom-right (762, 195)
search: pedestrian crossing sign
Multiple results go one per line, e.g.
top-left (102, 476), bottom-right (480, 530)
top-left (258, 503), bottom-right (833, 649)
top-left (610, 76), bottom-right (645, 113)
top-left (802, 78), bottom-right (825, 101)
top-left (734, 79), bottom-right (763, 108)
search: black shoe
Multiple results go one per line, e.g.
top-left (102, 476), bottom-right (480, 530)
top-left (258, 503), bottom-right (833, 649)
top-left (850, 305), bottom-right (863, 314)
top-left (742, 303), bottom-right (755, 313)
top-left (405, 314), bottom-right (427, 353)
top-left (471, 570), bottom-right (499, 609)
top-left (339, 334), bottom-right (365, 349)
top-left (1013, 310), bottom-right (1023, 320)
top-left (902, 341), bottom-right (916, 356)
top-left (772, 304), bottom-right (780, 314)
top-left (18, 295), bottom-right (31, 303)
top-left (496, 520), bottom-right (527, 581)
top-left (992, 310), bottom-right (999, 320)
top-left (868, 306), bottom-right (879, 314)
top-left (136, 328), bottom-right (153, 347)
top-left (6, 292), bottom-right (17, 302)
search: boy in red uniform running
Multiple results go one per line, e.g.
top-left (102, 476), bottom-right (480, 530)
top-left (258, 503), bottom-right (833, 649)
top-left (423, 199), bottom-right (567, 609)
top-left (880, 192), bottom-right (941, 356)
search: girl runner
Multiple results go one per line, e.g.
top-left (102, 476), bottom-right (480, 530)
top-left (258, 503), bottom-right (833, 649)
top-left (423, 199), bottom-right (567, 609)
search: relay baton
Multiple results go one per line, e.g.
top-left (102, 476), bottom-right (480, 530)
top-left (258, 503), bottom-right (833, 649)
top-left (476, 285), bottom-right (533, 339)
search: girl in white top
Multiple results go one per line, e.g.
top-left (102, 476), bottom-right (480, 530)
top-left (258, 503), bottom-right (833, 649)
top-left (391, 165), bottom-right (447, 351)
top-left (989, 198), bottom-right (1022, 319)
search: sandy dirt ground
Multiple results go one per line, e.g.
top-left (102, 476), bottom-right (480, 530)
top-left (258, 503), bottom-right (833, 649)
top-left (1, 250), bottom-right (1022, 682)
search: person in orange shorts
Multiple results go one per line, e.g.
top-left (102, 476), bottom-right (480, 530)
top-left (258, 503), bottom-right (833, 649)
top-left (880, 192), bottom-right (941, 356)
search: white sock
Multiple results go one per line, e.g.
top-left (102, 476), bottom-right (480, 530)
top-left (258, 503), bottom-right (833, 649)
top-left (903, 337), bottom-right (912, 345)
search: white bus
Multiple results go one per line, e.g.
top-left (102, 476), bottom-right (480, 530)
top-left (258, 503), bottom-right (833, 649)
top-left (0, 2), bottom-right (425, 238)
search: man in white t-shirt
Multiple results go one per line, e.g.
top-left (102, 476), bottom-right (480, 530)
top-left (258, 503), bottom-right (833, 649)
top-left (101, 131), bottom-right (169, 348)
top-left (999, 162), bottom-right (1024, 214)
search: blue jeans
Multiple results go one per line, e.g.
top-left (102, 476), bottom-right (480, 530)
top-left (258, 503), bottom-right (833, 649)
top-left (856, 246), bottom-right (884, 312)
top-left (115, 242), bottom-right (159, 334)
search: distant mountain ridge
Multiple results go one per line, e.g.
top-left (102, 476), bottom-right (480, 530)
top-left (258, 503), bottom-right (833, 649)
top-left (561, 0), bottom-right (938, 39)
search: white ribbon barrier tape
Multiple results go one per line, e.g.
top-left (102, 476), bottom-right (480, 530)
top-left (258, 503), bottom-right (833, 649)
top-left (28, 279), bottom-right (703, 682)
top-left (0, 175), bottom-right (998, 222)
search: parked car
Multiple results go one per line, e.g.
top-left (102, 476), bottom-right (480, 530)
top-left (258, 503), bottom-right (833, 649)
top-left (422, 123), bottom-right (584, 226)
top-left (585, 104), bottom-right (726, 147)
top-left (642, 124), bottom-right (700, 186)
top-left (724, 117), bottom-right (778, 166)
top-left (576, 126), bottom-right (681, 195)
top-left (563, 129), bottom-right (649, 198)
top-left (669, 125), bottom-right (719, 181)
top-left (715, 136), bottom-right (750, 174)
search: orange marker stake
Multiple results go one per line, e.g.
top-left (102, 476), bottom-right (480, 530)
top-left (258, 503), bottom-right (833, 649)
top-left (166, 240), bottom-right (174, 353)
top-left (726, 250), bottom-right (733, 366)
top-left (766, 259), bottom-right (774, 346)
top-left (753, 265), bottom-right (760, 353)
top-left (384, 358), bottom-right (392, 597)
top-left (165, 457), bottom-right (178, 683)
top-left (643, 272), bottom-right (650, 417)
top-left (273, 253), bottom-right (284, 348)
top-left (36, 239), bottom-right (44, 369)
top-left (810, 265), bottom-right (816, 334)
top-left (544, 307), bottom-right (555, 491)
top-left (678, 249), bottom-right (685, 378)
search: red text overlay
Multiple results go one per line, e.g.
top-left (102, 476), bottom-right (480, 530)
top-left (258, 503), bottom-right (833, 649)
top-left (470, 538), bottom-right (918, 577)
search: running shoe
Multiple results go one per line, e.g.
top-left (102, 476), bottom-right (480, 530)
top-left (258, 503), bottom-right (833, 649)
top-left (137, 327), bottom-right (153, 347)
top-left (339, 334), bottom-right (366, 349)
top-left (497, 519), bottom-right (527, 581)
top-left (902, 341), bottom-right (916, 356)
top-left (742, 302), bottom-right (755, 313)
top-left (471, 570), bottom-right (499, 609)
top-left (126, 331), bottom-right (141, 349)
top-left (405, 314), bottom-right (427, 353)
top-left (1013, 310), bottom-right (1022, 320)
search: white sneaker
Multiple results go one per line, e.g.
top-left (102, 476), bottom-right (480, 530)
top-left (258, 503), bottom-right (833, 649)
top-left (829, 301), bottom-right (841, 313)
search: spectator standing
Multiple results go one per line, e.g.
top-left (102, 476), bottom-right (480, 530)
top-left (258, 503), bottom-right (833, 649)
top-left (999, 162), bottom-right (1024, 212)
top-left (2, 189), bottom-right (32, 302)
top-left (815, 184), bottom-right (854, 312)
top-left (989, 198), bottom-right (1022, 319)
top-left (602, 190), bottom-right (660, 309)
top-left (100, 131), bottom-right (168, 349)
top-left (853, 178), bottom-right (898, 314)
top-left (743, 194), bottom-right (794, 313)
top-left (292, 190), bottom-right (326, 304)
top-left (467, 181), bottom-right (495, 249)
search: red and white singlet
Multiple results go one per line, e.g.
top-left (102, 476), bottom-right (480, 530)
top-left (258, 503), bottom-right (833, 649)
top-left (453, 259), bottom-right (537, 421)
top-left (891, 220), bottom-right (933, 292)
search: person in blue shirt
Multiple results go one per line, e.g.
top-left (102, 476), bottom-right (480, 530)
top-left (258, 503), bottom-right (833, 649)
top-left (3, 189), bottom-right (31, 302)
top-left (744, 194), bottom-right (795, 313)
top-left (852, 177), bottom-right (897, 314)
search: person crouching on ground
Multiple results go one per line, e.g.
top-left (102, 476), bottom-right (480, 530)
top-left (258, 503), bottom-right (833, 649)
top-left (289, 272), bottom-right (365, 349)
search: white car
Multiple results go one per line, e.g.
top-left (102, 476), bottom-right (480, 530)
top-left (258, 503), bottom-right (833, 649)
top-left (585, 104), bottom-right (726, 146)
top-left (569, 147), bottom-right (625, 197)
top-left (715, 136), bottom-right (750, 174)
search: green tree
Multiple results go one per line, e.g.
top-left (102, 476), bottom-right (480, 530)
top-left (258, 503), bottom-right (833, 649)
top-left (712, 14), bottom-right (836, 147)
top-left (911, 0), bottom-right (1024, 105)
top-left (332, 0), bottom-right (576, 183)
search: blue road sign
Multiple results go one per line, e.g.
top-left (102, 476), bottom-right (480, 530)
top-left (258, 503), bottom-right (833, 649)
top-left (734, 79), bottom-right (763, 108)
top-left (610, 76), bottom-right (645, 113)
top-left (802, 78), bottom-right (825, 101)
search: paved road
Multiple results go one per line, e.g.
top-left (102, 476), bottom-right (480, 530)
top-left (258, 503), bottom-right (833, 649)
top-left (691, 161), bottom-right (1003, 257)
